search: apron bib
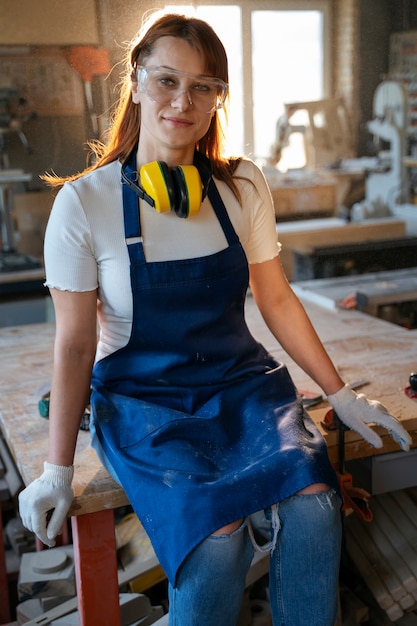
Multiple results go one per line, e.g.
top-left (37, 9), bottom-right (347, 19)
top-left (91, 151), bottom-right (338, 585)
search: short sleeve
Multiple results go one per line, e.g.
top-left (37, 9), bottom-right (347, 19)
top-left (235, 160), bottom-right (282, 265)
top-left (44, 183), bottom-right (98, 292)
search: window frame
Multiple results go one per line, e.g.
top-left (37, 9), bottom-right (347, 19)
top-left (163, 0), bottom-right (332, 156)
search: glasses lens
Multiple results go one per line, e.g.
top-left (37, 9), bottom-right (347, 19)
top-left (138, 66), bottom-right (228, 113)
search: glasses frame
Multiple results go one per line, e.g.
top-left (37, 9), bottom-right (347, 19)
top-left (136, 65), bottom-right (229, 114)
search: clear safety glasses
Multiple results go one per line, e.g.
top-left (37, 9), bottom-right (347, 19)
top-left (136, 65), bottom-right (228, 114)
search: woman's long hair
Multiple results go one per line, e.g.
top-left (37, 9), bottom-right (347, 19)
top-left (43, 13), bottom-right (241, 197)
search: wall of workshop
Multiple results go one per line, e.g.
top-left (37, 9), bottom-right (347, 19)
top-left (354, 0), bottom-right (417, 156)
top-left (0, 0), bottom-right (160, 189)
top-left (0, 0), bottom-right (99, 44)
top-left (3, 0), bottom-right (417, 190)
top-left (332, 0), bottom-right (360, 148)
top-left (0, 0), bottom-right (101, 186)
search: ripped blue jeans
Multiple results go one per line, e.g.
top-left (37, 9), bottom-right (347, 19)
top-left (168, 489), bottom-right (342, 626)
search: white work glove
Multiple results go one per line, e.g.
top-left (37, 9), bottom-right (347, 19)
top-left (327, 384), bottom-right (412, 452)
top-left (18, 461), bottom-right (74, 547)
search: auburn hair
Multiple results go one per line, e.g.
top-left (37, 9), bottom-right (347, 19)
top-left (43, 13), bottom-right (242, 199)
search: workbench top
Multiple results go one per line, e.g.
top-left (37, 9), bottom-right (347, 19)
top-left (246, 296), bottom-right (417, 463)
top-left (0, 323), bottom-right (128, 516)
top-left (0, 267), bottom-right (45, 285)
top-left (0, 297), bottom-right (416, 518)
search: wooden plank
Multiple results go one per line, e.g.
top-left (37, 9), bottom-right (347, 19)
top-left (345, 489), bottom-right (417, 622)
top-left (371, 500), bottom-right (417, 597)
top-left (376, 493), bottom-right (417, 582)
top-left (397, 613), bottom-right (417, 625)
top-left (278, 218), bottom-right (405, 281)
top-left (371, 501), bottom-right (417, 595)
top-left (391, 489), bottom-right (417, 528)
top-left (345, 514), bottom-right (410, 603)
top-left (345, 530), bottom-right (396, 612)
top-left (406, 488), bottom-right (417, 505)
top-left (385, 603), bottom-right (407, 623)
top-left (292, 267), bottom-right (417, 312)
top-left (270, 182), bottom-right (336, 220)
top-left (339, 584), bottom-right (369, 624)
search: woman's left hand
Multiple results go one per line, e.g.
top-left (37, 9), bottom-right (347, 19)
top-left (327, 384), bottom-right (412, 451)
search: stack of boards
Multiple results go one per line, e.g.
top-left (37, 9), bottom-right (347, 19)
top-left (345, 487), bottom-right (417, 623)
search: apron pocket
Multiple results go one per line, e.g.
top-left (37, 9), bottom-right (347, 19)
top-left (92, 387), bottom-right (196, 448)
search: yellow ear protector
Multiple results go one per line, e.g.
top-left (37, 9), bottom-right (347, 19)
top-left (140, 161), bottom-right (202, 218)
top-left (121, 150), bottom-right (212, 219)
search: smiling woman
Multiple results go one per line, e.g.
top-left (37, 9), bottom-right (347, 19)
top-left (17, 10), bottom-right (411, 626)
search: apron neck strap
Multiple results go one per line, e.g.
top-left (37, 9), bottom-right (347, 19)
top-left (121, 148), bottom-right (240, 248)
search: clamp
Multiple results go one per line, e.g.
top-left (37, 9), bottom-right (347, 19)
top-left (330, 409), bottom-right (373, 522)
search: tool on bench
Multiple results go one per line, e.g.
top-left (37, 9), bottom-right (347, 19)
top-left (404, 372), bottom-right (417, 400)
top-left (301, 379), bottom-right (369, 413)
top-left (38, 391), bottom-right (91, 430)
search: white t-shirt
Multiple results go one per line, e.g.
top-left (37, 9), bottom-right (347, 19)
top-left (44, 157), bottom-right (281, 361)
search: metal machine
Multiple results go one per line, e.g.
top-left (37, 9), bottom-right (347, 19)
top-left (0, 85), bottom-right (39, 271)
top-left (363, 80), bottom-right (409, 210)
top-left (0, 85), bottom-right (34, 167)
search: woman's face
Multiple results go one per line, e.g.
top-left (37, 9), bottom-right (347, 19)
top-left (132, 36), bottom-right (214, 165)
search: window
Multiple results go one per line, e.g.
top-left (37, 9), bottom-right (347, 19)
top-left (252, 10), bottom-right (324, 167)
top-left (165, 2), bottom-right (330, 169)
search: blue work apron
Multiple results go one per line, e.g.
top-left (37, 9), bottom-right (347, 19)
top-left (90, 151), bottom-right (339, 585)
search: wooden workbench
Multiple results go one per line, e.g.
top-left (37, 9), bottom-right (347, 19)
top-left (0, 323), bottom-right (128, 626)
top-left (277, 216), bottom-right (406, 281)
top-left (0, 297), bottom-right (416, 624)
top-left (246, 295), bottom-right (417, 464)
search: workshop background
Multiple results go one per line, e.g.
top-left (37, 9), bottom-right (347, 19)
top-left (1, 1), bottom-right (417, 626)
top-left (2, 0), bottom-right (417, 273)
top-left (0, 1), bottom-right (414, 170)
top-left (0, 0), bottom-right (416, 176)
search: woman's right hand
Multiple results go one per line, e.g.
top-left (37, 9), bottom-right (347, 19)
top-left (327, 384), bottom-right (412, 451)
top-left (18, 461), bottom-right (74, 547)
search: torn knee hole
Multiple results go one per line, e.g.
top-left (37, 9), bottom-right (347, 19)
top-left (212, 519), bottom-right (244, 536)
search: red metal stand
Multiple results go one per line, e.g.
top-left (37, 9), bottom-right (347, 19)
top-left (71, 509), bottom-right (120, 626)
